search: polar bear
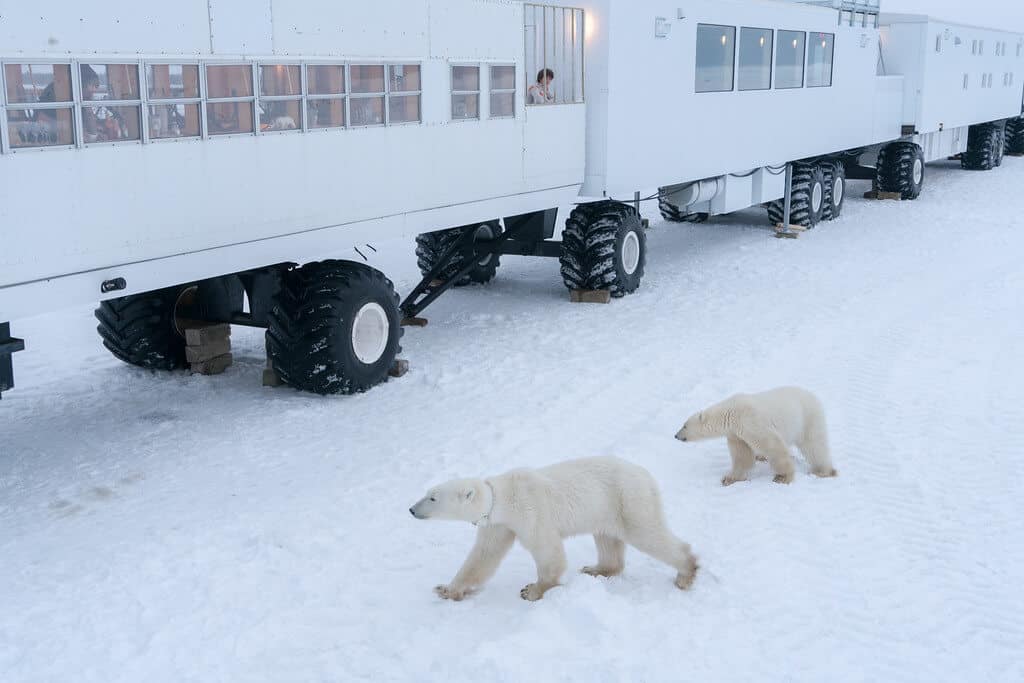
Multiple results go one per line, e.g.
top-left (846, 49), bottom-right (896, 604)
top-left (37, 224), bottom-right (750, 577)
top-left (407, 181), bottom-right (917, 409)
top-left (675, 386), bottom-right (837, 486)
top-left (409, 456), bottom-right (698, 601)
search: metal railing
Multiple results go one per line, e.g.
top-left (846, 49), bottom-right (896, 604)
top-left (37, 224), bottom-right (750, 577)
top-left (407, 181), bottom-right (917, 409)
top-left (787, 0), bottom-right (881, 27)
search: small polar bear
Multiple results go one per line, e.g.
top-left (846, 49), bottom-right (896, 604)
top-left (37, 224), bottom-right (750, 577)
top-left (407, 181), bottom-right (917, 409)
top-left (676, 386), bottom-right (838, 486)
top-left (409, 456), bottom-right (698, 601)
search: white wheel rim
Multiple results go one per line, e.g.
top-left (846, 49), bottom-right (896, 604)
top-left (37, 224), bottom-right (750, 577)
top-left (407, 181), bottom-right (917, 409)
top-left (833, 177), bottom-right (844, 207)
top-left (912, 158), bottom-right (923, 185)
top-left (475, 224), bottom-right (495, 266)
top-left (811, 182), bottom-right (823, 213)
top-left (351, 302), bottom-right (390, 365)
top-left (621, 230), bottom-right (641, 276)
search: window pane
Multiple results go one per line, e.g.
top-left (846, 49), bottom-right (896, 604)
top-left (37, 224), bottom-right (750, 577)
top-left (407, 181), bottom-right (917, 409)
top-left (452, 66), bottom-right (480, 92)
top-left (148, 103), bottom-right (201, 138)
top-left (207, 101), bottom-right (254, 134)
top-left (695, 24), bottom-right (736, 93)
top-left (452, 93), bottom-right (479, 120)
top-left (491, 65), bottom-right (516, 91)
top-left (389, 65), bottom-right (421, 93)
top-left (308, 65), bottom-right (345, 95)
top-left (350, 96), bottom-right (385, 126)
top-left (261, 65), bottom-right (301, 96)
top-left (738, 28), bottom-right (773, 91)
top-left (206, 65), bottom-right (253, 99)
top-left (776, 31), bottom-right (806, 89)
top-left (807, 33), bottom-right (834, 87)
top-left (490, 91), bottom-right (515, 118)
top-left (389, 94), bottom-right (420, 123)
top-left (82, 104), bottom-right (141, 142)
top-left (307, 98), bottom-right (345, 128)
top-left (4, 64), bottom-right (73, 104)
top-left (351, 65), bottom-right (385, 94)
top-left (6, 107), bottom-right (74, 147)
top-left (81, 64), bottom-right (140, 101)
top-left (259, 99), bottom-right (301, 131)
top-left (147, 64), bottom-right (200, 99)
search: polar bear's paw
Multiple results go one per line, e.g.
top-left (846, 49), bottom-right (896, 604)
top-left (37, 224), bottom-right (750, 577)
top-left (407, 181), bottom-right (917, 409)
top-left (812, 467), bottom-right (838, 478)
top-left (674, 559), bottom-right (699, 590)
top-left (434, 584), bottom-right (469, 601)
top-left (755, 454), bottom-right (768, 463)
top-left (581, 565), bottom-right (622, 578)
top-left (721, 474), bottom-right (747, 487)
top-left (772, 473), bottom-right (794, 485)
top-left (520, 583), bottom-right (547, 601)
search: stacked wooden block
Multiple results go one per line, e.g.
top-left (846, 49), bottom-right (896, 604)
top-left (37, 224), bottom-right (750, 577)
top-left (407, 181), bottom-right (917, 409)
top-left (185, 323), bottom-right (233, 375)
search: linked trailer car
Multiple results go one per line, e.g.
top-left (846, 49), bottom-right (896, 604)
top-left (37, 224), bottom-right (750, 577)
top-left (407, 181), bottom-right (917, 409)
top-left (1, 1), bottom-right (1022, 398)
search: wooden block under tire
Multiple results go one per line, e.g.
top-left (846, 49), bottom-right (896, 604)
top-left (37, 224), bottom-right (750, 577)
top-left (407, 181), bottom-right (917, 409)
top-left (185, 338), bottom-right (232, 363)
top-left (569, 289), bottom-right (612, 304)
top-left (184, 323), bottom-right (231, 346)
top-left (190, 353), bottom-right (233, 376)
top-left (389, 359), bottom-right (410, 378)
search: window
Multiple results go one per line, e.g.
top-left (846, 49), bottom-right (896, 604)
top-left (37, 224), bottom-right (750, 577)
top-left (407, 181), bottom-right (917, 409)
top-left (776, 31), bottom-right (806, 89)
top-left (979, 40), bottom-right (985, 55)
top-left (451, 65), bottom-right (480, 120)
top-left (388, 65), bottom-right (421, 124)
top-left (738, 27), bottom-right (773, 91)
top-left (259, 64), bottom-right (302, 132)
top-left (963, 74), bottom-right (968, 90)
top-left (306, 64), bottom-right (346, 129)
top-left (206, 64), bottom-right (254, 135)
top-left (524, 4), bottom-right (585, 105)
top-left (490, 65), bottom-right (516, 118)
top-left (936, 35), bottom-right (942, 53)
top-left (695, 24), bottom-right (736, 93)
top-left (972, 40), bottom-right (978, 55)
top-left (80, 63), bottom-right (141, 143)
top-left (807, 33), bottom-right (834, 87)
top-left (147, 64), bottom-right (201, 139)
top-left (350, 65), bottom-right (385, 126)
top-left (3, 63), bottom-right (75, 148)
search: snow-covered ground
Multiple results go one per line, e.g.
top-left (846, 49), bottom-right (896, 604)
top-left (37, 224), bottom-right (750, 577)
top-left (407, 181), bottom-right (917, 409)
top-left (2, 160), bottom-right (1023, 682)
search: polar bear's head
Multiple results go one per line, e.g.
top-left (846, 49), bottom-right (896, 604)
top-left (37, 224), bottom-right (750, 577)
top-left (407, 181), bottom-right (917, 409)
top-left (676, 411), bottom-right (713, 442)
top-left (409, 478), bottom-right (489, 522)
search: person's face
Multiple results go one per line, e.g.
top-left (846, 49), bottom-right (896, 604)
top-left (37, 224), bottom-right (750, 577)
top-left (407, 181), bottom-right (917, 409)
top-left (542, 74), bottom-right (552, 87)
top-left (83, 80), bottom-right (98, 100)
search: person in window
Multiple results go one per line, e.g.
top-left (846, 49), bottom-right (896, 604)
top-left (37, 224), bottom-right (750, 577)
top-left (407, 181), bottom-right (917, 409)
top-left (528, 68), bottom-right (555, 105)
top-left (76, 65), bottom-right (104, 142)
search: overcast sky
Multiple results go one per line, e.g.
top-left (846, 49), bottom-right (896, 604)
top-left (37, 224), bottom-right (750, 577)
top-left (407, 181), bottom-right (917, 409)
top-left (884, 0), bottom-right (1024, 31)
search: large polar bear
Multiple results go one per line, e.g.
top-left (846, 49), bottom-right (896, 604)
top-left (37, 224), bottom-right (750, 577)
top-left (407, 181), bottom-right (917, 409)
top-left (675, 386), bottom-right (838, 486)
top-left (409, 456), bottom-right (699, 601)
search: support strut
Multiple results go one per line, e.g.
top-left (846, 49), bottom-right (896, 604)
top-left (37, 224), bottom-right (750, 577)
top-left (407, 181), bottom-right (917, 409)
top-left (0, 322), bottom-right (25, 399)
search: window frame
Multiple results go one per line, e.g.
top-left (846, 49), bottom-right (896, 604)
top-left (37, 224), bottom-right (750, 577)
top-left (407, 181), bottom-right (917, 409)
top-left (737, 26), bottom-right (774, 92)
top-left (386, 62), bottom-right (423, 127)
top-left (806, 32), bottom-right (835, 89)
top-left (1, 59), bottom-right (78, 154)
top-left (775, 30), bottom-right (807, 90)
top-left (144, 61), bottom-right (203, 144)
top-left (304, 61), bottom-right (349, 133)
top-left (257, 62), bottom-right (304, 135)
top-left (695, 23), bottom-right (737, 94)
top-left (77, 60), bottom-right (145, 148)
top-left (348, 63), bottom-right (387, 128)
top-left (489, 63), bottom-right (517, 119)
top-left (450, 63), bottom-right (482, 122)
top-left (203, 61), bottom-right (257, 139)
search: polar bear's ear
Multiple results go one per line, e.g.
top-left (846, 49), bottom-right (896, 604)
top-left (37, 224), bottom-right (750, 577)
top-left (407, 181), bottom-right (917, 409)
top-left (463, 488), bottom-right (475, 501)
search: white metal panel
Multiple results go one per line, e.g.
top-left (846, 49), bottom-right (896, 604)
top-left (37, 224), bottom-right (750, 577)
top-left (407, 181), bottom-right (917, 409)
top-left (270, 1), bottom-right (430, 58)
top-left (429, 1), bottom-right (524, 61)
top-left (0, 2), bottom-right (210, 55)
top-left (210, 0), bottom-right (272, 55)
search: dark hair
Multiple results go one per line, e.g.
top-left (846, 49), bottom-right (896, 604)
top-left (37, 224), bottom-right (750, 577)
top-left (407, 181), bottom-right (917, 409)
top-left (536, 68), bottom-right (554, 83)
top-left (80, 64), bottom-right (100, 86)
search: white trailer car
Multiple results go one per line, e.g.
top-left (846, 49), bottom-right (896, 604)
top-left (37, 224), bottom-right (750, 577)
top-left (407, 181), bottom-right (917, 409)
top-left (1, 0), bottom-right (1022, 397)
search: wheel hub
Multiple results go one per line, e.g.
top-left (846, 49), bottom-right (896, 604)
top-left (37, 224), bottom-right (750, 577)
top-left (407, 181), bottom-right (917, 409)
top-left (912, 158), bottom-right (923, 185)
top-left (833, 177), bottom-right (845, 206)
top-left (811, 182), bottom-right (823, 214)
top-left (474, 224), bottom-right (496, 266)
top-left (351, 302), bottom-right (390, 365)
top-left (621, 230), bottom-right (641, 276)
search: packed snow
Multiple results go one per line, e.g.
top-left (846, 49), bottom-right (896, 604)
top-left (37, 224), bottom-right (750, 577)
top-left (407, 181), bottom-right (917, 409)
top-left (2, 160), bottom-right (1023, 682)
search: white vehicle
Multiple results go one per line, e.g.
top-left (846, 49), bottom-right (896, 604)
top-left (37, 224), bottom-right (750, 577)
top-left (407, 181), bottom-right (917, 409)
top-left (1, 0), bottom-right (1022, 397)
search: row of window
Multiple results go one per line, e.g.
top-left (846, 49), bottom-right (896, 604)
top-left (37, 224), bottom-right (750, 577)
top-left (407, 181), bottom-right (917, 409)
top-left (967, 39), bottom-right (1019, 57)
top-left (696, 25), bottom-right (834, 94)
top-left (0, 61), bottom-right (520, 151)
top-left (967, 72), bottom-right (1017, 89)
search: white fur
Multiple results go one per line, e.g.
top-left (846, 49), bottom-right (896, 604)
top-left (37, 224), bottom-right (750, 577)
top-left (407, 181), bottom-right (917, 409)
top-left (409, 456), bottom-right (699, 601)
top-left (675, 386), bottom-right (838, 486)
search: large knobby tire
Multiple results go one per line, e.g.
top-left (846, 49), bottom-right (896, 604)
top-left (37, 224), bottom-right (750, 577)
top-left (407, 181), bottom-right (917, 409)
top-left (962, 124), bottom-right (999, 171)
top-left (1005, 117), bottom-right (1024, 155)
top-left (877, 142), bottom-right (925, 199)
top-left (266, 261), bottom-right (402, 395)
top-left (767, 163), bottom-right (826, 228)
top-left (560, 201), bottom-right (646, 297)
top-left (94, 286), bottom-right (193, 370)
top-left (993, 123), bottom-right (1006, 167)
top-left (658, 194), bottom-right (708, 224)
top-left (415, 222), bottom-right (501, 286)
top-left (821, 160), bottom-right (846, 221)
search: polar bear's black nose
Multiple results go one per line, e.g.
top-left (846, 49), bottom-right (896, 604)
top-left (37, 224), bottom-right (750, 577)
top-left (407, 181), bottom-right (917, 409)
top-left (409, 507), bottom-right (416, 516)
